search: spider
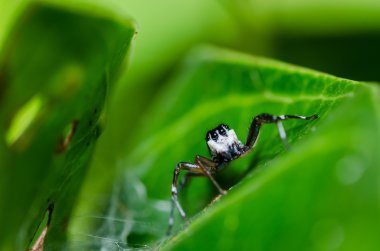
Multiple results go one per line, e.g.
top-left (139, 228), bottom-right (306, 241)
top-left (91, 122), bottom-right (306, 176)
top-left (167, 113), bottom-right (318, 235)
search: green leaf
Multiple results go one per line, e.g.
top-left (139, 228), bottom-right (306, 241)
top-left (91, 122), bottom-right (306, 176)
top-left (163, 84), bottom-right (380, 251)
top-left (79, 46), bottom-right (379, 249)
top-left (0, 1), bottom-right (135, 250)
top-left (159, 48), bottom-right (380, 250)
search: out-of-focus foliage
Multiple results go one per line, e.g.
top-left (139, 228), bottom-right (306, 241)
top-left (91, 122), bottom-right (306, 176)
top-left (0, 0), bottom-right (135, 249)
top-left (1, 0), bottom-right (380, 250)
top-left (223, 0), bottom-right (380, 81)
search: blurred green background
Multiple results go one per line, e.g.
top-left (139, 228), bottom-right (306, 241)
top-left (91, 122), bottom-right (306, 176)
top-left (0, 0), bottom-right (379, 250)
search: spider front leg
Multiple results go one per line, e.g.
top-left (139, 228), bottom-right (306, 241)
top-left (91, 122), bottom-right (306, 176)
top-left (195, 155), bottom-right (226, 195)
top-left (168, 162), bottom-right (203, 235)
top-left (167, 171), bottom-right (202, 235)
top-left (168, 157), bottom-right (224, 235)
top-left (245, 113), bottom-right (318, 151)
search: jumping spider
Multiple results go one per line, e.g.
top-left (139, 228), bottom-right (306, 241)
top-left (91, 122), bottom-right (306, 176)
top-left (167, 113), bottom-right (318, 234)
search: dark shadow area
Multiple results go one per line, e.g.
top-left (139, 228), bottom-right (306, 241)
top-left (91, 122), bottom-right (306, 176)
top-left (273, 32), bottom-right (380, 82)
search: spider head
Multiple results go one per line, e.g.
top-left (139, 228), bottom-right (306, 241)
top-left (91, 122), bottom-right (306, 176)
top-left (206, 124), bottom-right (244, 161)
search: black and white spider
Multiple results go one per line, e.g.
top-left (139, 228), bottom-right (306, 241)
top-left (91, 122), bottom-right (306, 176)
top-left (167, 113), bottom-right (318, 234)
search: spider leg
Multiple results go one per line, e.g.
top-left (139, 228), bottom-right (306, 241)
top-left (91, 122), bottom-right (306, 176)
top-left (276, 119), bottom-right (290, 150)
top-left (195, 155), bottom-right (227, 195)
top-left (167, 172), bottom-right (202, 235)
top-left (245, 113), bottom-right (318, 151)
top-left (167, 163), bottom-right (203, 235)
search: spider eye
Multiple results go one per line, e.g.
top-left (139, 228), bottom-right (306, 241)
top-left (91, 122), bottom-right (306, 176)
top-left (218, 128), bottom-right (227, 136)
top-left (211, 132), bottom-right (218, 141)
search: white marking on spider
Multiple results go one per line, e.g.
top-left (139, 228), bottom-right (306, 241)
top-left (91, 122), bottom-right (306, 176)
top-left (207, 129), bottom-right (242, 156)
top-left (171, 186), bottom-right (177, 193)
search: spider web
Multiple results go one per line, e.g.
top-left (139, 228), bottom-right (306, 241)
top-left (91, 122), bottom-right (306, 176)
top-left (45, 171), bottom-right (171, 251)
